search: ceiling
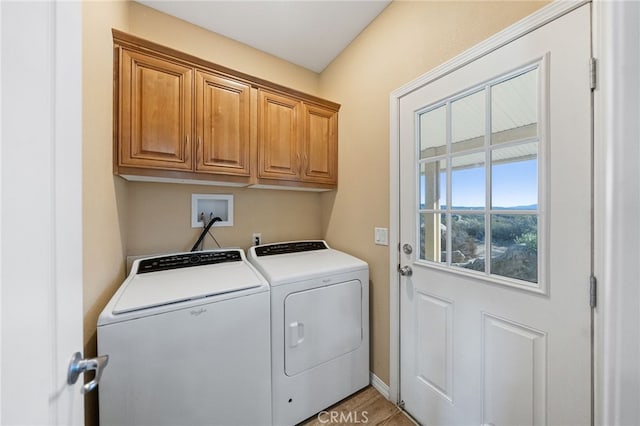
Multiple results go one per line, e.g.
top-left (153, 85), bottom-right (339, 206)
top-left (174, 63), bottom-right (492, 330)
top-left (136, 0), bottom-right (391, 73)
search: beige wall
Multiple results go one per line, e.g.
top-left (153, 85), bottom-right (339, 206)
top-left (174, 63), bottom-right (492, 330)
top-left (83, 1), bottom-right (546, 424)
top-left (319, 0), bottom-right (547, 384)
top-left (82, 1), bottom-right (129, 424)
top-left (126, 183), bottom-right (322, 255)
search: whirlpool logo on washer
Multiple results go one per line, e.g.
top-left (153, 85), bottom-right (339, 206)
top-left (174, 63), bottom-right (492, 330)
top-left (190, 308), bottom-right (207, 317)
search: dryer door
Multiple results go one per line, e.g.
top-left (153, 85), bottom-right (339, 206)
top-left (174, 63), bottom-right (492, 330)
top-left (284, 280), bottom-right (363, 376)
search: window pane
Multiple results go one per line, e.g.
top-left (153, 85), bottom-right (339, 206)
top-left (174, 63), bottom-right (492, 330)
top-left (420, 160), bottom-right (447, 210)
top-left (491, 68), bottom-right (538, 145)
top-left (451, 153), bottom-right (485, 210)
top-left (451, 214), bottom-right (485, 272)
top-left (452, 90), bottom-right (485, 153)
top-left (420, 212), bottom-right (446, 263)
top-left (491, 143), bottom-right (538, 209)
top-left (490, 214), bottom-right (538, 283)
top-left (419, 105), bottom-right (447, 159)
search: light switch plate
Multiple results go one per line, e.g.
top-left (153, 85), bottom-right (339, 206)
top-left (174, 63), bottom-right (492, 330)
top-left (374, 227), bottom-right (389, 246)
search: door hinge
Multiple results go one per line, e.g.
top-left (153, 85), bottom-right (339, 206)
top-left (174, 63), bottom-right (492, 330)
top-left (590, 275), bottom-right (597, 308)
top-left (589, 58), bottom-right (597, 91)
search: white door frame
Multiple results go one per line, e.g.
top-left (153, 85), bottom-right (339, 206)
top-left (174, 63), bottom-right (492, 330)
top-left (390, 1), bottom-right (640, 424)
top-left (592, 1), bottom-right (640, 426)
top-left (388, 0), bottom-right (588, 409)
top-left (0, 1), bottom-right (84, 423)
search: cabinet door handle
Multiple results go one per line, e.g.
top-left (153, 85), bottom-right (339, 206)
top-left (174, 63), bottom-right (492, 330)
top-left (296, 153), bottom-right (301, 175)
top-left (184, 135), bottom-right (190, 161)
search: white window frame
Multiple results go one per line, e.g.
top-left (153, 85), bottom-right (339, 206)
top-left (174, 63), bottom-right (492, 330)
top-left (414, 58), bottom-right (550, 295)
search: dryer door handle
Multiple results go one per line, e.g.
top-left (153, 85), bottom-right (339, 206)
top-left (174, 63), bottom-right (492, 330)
top-left (288, 321), bottom-right (305, 348)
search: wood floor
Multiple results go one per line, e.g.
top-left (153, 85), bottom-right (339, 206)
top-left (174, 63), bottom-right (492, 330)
top-left (298, 386), bottom-right (416, 426)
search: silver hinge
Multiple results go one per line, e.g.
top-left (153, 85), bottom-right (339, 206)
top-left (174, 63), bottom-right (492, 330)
top-left (589, 58), bottom-right (597, 91)
top-left (590, 275), bottom-right (597, 308)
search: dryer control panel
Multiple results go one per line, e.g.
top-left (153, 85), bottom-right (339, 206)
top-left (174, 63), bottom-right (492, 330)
top-left (137, 250), bottom-right (241, 274)
top-left (254, 241), bottom-right (328, 257)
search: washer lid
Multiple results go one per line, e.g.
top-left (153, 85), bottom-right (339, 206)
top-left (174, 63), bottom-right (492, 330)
top-left (113, 253), bottom-right (266, 314)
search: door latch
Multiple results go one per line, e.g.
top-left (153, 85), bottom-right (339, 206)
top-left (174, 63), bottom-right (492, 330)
top-left (398, 265), bottom-right (413, 277)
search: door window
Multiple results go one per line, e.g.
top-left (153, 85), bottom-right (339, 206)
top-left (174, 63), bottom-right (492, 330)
top-left (417, 65), bottom-right (543, 289)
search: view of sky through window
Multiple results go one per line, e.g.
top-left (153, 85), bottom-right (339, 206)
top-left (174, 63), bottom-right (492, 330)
top-left (420, 159), bottom-right (537, 209)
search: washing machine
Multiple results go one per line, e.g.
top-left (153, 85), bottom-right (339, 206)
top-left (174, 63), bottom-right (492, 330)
top-left (248, 240), bottom-right (369, 426)
top-left (97, 249), bottom-right (271, 426)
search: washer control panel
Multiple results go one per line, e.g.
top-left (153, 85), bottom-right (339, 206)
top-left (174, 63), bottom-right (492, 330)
top-left (137, 250), bottom-right (242, 274)
top-left (254, 240), bottom-right (328, 257)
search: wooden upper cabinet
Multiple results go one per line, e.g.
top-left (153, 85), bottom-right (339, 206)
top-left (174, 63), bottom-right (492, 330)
top-left (257, 89), bottom-right (303, 181)
top-left (118, 48), bottom-right (193, 171)
top-left (195, 71), bottom-right (251, 176)
top-left (302, 104), bottom-right (338, 185)
top-left (113, 30), bottom-right (340, 190)
top-left (257, 89), bottom-right (338, 188)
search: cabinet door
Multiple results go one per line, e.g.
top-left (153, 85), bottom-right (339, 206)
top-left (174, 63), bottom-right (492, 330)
top-left (195, 71), bottom-right (251, 176)
top-left (119, 49), bottom-right (193, 171)
top-left (302, 104), bottom-right (338, 185)
top-left (257, 90), bottom-right (302, 180)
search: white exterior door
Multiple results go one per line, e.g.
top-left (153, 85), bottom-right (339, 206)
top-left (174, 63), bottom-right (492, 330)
top-left (1, 1), bottom-right (85, 424)
top-left (399, 4), bottom-right (591, 425)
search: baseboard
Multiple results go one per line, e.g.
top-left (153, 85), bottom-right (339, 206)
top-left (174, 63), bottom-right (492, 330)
top-left (369, 372), bottom-right (390, 400)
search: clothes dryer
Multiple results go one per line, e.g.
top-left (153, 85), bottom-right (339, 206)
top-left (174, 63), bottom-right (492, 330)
top-left (97, 249), bottom-right (271, 426)
top-left (248, 241), bottom-right (369, 426)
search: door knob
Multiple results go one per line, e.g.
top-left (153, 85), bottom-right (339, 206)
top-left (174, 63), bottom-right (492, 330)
top-left (67, 352), bottom-right (109, 394)
top-left (398, 265), bottom-right (413, 277)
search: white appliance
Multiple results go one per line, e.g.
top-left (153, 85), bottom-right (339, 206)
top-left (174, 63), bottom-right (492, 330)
top-left (248, 240), bottom-right (369, 426)
top-left (97, 249), bottom-right (271, 426)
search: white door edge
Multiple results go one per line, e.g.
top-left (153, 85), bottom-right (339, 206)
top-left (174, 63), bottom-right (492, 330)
top-left (53, 1), bottom-right (84, 422)
top-left (0, 1), bottom-right (84, 423)
top-left (388, 0), bottom-right (590, 406)
top-left (592, 2), bottom-right (640, 426)
top-left (0, 0), bottom-right (4, 415)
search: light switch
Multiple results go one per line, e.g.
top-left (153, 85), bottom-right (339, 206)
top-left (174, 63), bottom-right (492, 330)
top-left (374, 227), bottom-right (389, 246)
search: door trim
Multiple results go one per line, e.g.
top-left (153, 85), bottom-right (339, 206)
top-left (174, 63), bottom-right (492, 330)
top-left (388, 0), bottom-right (589, 405)
top-left (592, 2), bottom-right (640, 426)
